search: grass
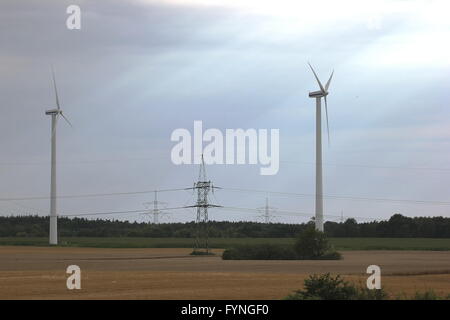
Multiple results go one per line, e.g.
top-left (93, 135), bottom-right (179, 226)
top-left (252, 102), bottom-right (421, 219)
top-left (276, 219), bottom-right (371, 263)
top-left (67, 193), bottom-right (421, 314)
top-left (331, 237), bottom-right (450, 251)
top-left (0, 237), bottom-right (292, 248)
top-left (0, 237), bottom-right (449, 250)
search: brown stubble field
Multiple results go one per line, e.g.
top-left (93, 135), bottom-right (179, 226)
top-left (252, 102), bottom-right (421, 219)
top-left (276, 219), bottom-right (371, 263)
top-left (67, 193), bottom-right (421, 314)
top-left (0, 246), bottom-right (449, 299)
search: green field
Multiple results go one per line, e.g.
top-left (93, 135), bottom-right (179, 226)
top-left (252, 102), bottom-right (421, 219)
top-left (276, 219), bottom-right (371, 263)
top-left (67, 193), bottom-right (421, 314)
top-left (1, 237), bottom-right (450, 250)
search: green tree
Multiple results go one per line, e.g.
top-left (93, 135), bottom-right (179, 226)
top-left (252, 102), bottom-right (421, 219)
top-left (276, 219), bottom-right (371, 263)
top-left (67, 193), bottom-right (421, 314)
top-left (294, 227), bottom-right (330, 259)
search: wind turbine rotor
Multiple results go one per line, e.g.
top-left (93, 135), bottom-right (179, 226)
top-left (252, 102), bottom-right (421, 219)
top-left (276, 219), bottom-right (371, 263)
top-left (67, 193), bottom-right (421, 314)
top-left (325, 70), bottom-right (334, 92)
top-left (49, 68), bottom-right (73, 137)
top-left (324, 96), bottom-right (330, 145)
top-left (60, 112), bottom-right (73, 127)
top-left (324, 70), bottom-right (333, 145)
top-left (308, 62), bottom-right (326, 94)
top-left (308, 63), bottom-right (333, 145)
top-left (51, 67), bottom-right (61, 110)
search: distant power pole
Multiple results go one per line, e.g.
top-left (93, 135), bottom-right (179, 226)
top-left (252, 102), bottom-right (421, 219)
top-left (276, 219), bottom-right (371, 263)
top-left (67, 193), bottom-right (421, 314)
top-left (143, 190), bottom-right (168, 224)
top-left (185, 155), bottom-right (221, 254)
top-left (257, 197), bottom-right (276, 223)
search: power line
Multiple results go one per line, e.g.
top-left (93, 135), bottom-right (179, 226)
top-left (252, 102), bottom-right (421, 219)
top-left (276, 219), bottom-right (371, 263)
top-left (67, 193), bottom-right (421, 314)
top-left (2, 186), bottom-right (450, 207)
top-left (0, 187), bottom-right (189, 202)
top-left (220, 187), bottom-right (450, 206)
top-left (218, 206), bottom-right (376, 221)
top-left (0, 156), bottom-right (167, 167)
top-left (217, 208), bottom-right (377, 223)
top-left (3, 157), bottom-right (450, 172)
top-left (10, 203), bottom-right (447, 222)
top-left (55, 206), bottom-right (374, 221)
top-left (59, 206), bottom-right (187, 217)
top-left (282, 161), bottom-right (450, 172)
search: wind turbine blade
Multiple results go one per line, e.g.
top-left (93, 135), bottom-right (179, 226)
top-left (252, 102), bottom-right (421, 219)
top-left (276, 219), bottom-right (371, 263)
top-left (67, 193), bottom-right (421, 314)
top-left (308, 62), bottom-right (325, 93)
top-left (51, 67), bottom-right (61, 110)
top-left (60, 112), bottom-right (73, 128)
top-left (325, 70), bottom-right (334, 91)
top-left (324, 96), bottom-right (330, 146)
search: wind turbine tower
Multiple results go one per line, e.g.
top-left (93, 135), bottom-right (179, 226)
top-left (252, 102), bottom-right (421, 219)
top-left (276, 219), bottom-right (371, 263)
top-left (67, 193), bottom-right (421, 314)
top-left (308, 63), bottom-right (334, 232)
top-left (46, 68), bottom-right (72, 245)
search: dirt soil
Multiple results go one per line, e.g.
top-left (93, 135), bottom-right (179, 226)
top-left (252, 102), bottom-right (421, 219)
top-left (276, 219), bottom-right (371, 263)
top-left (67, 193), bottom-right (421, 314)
top-left (1, 246), bottom-right (449, 299)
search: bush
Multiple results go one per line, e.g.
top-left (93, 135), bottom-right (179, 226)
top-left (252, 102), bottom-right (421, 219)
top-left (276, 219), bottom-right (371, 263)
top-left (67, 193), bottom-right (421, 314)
top-left (286, 274), bottom-right (450, 300)
top-left (222, 228), bottom-right (342, 260)
top-left (285, 274), bottom-right (357, 300)
top-left (285, 273), bottom-right (388, 300)
top-left (190, 250), bottom-right (215, 256)
top-left (413, 290), bottom-right (440, 300)
top-left (222, 244), bottom-right (297, 260)
top-left (356, 287), bottom-right (389, 300)
top-left (294, 227), bottom-right (340, 259)
top-left (315, 251), bottom-right (342, 260)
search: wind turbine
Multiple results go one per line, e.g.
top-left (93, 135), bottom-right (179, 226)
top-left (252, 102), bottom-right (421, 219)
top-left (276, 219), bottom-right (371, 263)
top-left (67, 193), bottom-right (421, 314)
top-left (308, 62), bottom-right (333, 232)
top-left (45, 68), bottom-right (72, 245)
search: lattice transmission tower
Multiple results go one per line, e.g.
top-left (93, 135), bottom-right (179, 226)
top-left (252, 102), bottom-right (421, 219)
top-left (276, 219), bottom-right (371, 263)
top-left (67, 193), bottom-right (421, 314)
top-left (257, 197), bottom-right (277, 223)
top-left (143, 190), bottom-right (169, 224)
top-left (185, 155), bottom-right (221, 254)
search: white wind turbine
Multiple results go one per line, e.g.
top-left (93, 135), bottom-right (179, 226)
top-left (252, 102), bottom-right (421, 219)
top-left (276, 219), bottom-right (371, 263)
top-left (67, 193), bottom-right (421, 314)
top-left (45, 68), bottom-right (72, 245)
top-left (308, 62), bottom-right (334, 232)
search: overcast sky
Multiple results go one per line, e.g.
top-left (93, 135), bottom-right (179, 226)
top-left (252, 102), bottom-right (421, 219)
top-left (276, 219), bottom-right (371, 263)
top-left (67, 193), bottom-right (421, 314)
top-left (0, 0), bottom-right (449, 224)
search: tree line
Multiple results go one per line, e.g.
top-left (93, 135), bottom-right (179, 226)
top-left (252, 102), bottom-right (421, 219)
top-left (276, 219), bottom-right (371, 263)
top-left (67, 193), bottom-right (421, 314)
top-left (0, 214), bottom-right (449, 238)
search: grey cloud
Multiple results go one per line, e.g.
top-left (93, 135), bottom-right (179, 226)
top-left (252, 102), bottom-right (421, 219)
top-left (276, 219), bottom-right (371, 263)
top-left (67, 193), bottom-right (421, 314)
top-left (0, 0), bottom-right (449, 222)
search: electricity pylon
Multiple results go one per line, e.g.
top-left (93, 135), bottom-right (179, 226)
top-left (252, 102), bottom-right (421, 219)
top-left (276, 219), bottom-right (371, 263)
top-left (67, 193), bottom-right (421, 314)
top-left (143, 190), bottom-right (169, 224)
top-left (185, 154), bottom-right (221, 254)
top-left (257, 197), bottom-right (276, 223)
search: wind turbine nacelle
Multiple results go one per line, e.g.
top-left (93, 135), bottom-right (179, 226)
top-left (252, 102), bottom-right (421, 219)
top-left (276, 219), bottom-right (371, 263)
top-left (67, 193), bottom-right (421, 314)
top-left (45, 109), bottom-right (60, 115)
top-left (309, 90), bottom-right (327, 98)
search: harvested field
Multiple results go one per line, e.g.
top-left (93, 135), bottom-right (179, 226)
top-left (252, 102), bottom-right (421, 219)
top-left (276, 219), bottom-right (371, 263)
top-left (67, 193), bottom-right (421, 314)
top-left (0, 246), bottom-right (449, 299)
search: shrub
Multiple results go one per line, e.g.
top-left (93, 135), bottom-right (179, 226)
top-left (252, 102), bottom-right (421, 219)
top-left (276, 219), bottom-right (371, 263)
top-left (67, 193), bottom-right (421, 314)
top-left (413, 290), bottom-right (440, 300)
top-left (285, 274), bottom-right (357, 300)
top-left (285, 273), bottom-right (388, 300)
top-left (222, 228), bottom-right (341, 260)
top-left (222, 244), bottom-right (297, 260)
top-left (190, 250), bottom-right (215, 256)
top-left (396, 291), bottom-right (450, 300)
top-left (356, 287), bottom-right (389, 300)
top-left (294, 227), bottom-right (340, 259)
top-left (315, 251), bottom-right (342, 260)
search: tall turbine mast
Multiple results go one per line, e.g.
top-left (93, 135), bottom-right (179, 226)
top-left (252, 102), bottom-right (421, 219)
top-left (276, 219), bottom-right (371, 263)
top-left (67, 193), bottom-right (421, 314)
top-left (45, 67), bottom-right (72, 245)
top-left (308, 63), bottom-right (334, 232)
